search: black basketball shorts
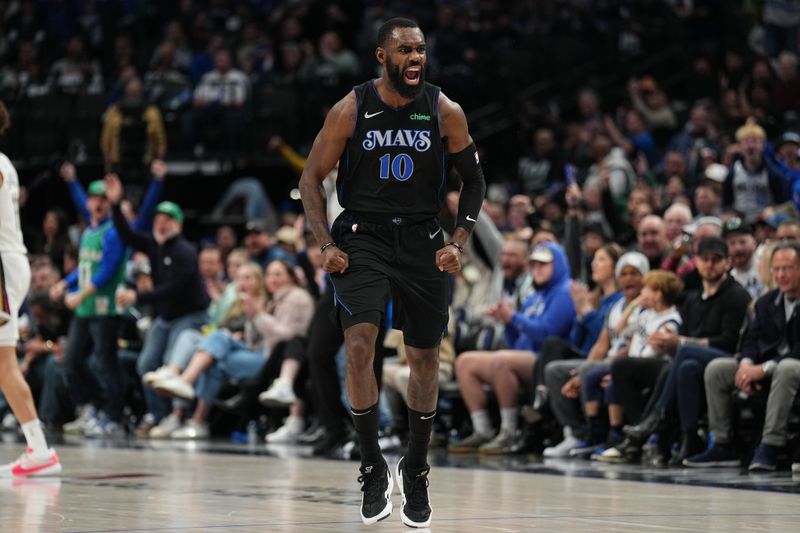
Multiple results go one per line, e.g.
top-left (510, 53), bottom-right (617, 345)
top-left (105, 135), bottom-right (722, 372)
top-left (329, 210), bottom-right (449, 349)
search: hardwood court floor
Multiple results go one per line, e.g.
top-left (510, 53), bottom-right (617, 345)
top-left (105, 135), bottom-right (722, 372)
top-left (2, 441), bottom-right (800, 532)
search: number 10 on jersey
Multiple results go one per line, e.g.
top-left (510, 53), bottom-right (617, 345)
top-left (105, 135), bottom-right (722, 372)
top-left (379, 153), bottom-right (414, 181)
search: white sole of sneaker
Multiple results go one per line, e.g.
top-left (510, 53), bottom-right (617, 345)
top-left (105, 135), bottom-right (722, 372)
top-left (152, 383), bottom-right (195, 401)
top-left (395, 459), bottom-right (431, 528)
top-left (258, 397), bottom-right (294, 408)
top-left (15, 461), bottom-right (62, 477)
top-left (360, 468), bottom-right (393, 525)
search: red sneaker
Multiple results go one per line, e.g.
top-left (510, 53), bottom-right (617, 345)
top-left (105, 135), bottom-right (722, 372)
top-left (0, 449), bottom-right (62, 478)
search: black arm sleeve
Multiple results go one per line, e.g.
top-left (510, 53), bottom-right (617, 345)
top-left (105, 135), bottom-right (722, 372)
top-left (449, 142), bottom-right (487, 232)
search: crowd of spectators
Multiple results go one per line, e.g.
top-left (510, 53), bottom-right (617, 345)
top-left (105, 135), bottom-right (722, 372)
top-left (3, 1), bottom-right (800, 475)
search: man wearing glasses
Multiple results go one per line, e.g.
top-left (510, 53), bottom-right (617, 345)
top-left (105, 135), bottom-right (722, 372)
top-left (685, 241), bottom-right (800, 471)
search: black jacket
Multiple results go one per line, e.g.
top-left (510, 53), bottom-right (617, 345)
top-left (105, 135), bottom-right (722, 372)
top-left (112, 204), bottom-right (209, 320)
top-left (679, 275), bottom-right (752, 354)
top-left (739, 288), bottom-right (800, 364)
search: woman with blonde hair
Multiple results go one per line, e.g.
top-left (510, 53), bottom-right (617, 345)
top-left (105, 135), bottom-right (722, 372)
top-left (152, 260), bottom-right (314, 439)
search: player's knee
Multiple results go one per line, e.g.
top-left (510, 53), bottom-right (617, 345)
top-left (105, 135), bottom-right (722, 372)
top-left (409, 352), bottom-right (439, 377)
top-left (345, 335), bottom-right (374, 368)
top-left (417, 354), bottom-right (439, 370)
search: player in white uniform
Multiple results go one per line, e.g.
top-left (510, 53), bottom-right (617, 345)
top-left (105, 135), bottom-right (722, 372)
top-left (0, 101), bottom-right (61, 477)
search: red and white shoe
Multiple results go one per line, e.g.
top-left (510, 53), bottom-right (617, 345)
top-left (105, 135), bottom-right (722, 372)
top-left (0, 449), bottom-right (62, 478)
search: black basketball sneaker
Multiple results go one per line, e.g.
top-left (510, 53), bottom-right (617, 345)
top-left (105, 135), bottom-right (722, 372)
top-left (358, 460), bottom-right (393, 524)
top-left (396, 456), bottom-right (432, 528)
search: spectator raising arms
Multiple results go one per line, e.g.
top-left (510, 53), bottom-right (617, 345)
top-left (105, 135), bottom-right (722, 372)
top-left (105, 173), bottom-right (210, 431)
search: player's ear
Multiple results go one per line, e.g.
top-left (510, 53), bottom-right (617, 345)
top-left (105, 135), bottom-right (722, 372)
top-left (376, 47), bottom-right (385, 65)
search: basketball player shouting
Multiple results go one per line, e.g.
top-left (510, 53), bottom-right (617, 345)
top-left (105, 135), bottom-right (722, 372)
top-left (299, 17), bottom-right (485, 528)
top-left (0, 101), bottom-right (61, 477)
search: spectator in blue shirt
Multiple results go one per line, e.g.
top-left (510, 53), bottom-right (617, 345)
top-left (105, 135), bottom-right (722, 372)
top-left (449, 242), bottom-right (575, 455)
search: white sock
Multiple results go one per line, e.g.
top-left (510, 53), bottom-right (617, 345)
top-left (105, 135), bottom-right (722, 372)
top-left (500, 408), bottom-right (519, 434)
top-left (21, 419), bottom-right (49, 456)
top-left (285, 416), bottom-right (304, 430)
top-left (470, 410), bottom-right (492, 436)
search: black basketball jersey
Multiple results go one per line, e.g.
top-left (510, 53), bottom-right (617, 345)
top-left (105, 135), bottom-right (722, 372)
top-left (337, 80), bottom-right (446, 216)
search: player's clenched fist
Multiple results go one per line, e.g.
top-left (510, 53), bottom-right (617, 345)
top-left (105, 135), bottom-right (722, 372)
top-left (323, 246), bottom-right (349, 274)
top-left (435, 244), bottom-right (461, 273)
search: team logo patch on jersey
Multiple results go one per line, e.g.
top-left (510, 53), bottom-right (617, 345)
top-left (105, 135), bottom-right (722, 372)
top-left (362, 129), bottom-right (432, 152)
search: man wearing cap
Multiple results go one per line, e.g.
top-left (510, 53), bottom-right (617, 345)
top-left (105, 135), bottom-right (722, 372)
top-left (661, 216), bottom-right (723, 293)
top-left (624, 236), bottom-right (752, 465)
top-left (776, 131), bottom-right (800, 170)
top-left (52, 161), bottom-right (167, 435)
top-left (49, 175), bottom-right (128, 437)
top-left (702, 163), bottom-right (729, 193)
top-left (105, 175), bottom-right (210, 429)
top-left (58, 160), bottom-right (168, 235)
top-left (685, 241), bottom-right (800, 471)
top-left (244, 220), bottom-right (295, 268)
top-left (723, 118), bottom-right (790, 223)
top-left (724, 217), bottom-right (762, 299)
top-left (450, 242), bottom-right (574, 454)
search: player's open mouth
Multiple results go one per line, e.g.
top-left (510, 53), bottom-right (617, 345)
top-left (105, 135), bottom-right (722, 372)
top-left (404, 66), bottom-right (421, 84)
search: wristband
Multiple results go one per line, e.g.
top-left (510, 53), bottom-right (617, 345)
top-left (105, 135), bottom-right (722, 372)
top-left (447, 241), bottom-right (463, 254)
top-left (320, 241), bottom-right (337, 254)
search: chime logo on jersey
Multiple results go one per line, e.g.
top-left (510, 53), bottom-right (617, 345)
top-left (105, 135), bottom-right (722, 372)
top-left (362, 129), bottom-right (432, 152)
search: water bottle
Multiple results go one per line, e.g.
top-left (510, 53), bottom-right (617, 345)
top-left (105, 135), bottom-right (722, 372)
top-left (247, 420), bottom-right (259, 444)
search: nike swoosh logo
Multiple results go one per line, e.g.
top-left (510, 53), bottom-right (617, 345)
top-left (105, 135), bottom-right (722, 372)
top-left (420, 412), bottom-right (437, 420)
top-left (363, 110), bottom-right (383, 119)
top-left (466, 215), bottom-right (477, 222)
top-left (351, 409), bottom-right (372, 416)
top-left (12, 456), bottom-right (59, 476)
top-left (429, 227), bottom-right (442, 239)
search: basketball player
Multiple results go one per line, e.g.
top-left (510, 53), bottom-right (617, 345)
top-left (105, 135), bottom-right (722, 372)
top-left (0, 100), bottom-right (61, 477)
top-left (299, 18), bottom-right (485, 528)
